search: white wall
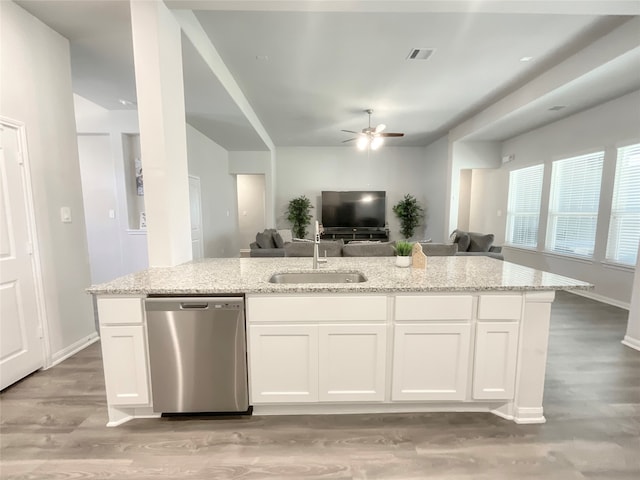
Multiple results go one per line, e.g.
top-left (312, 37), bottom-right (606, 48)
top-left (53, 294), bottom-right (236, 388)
top-left (275, 146), bottom-right (437, 241)
top-left (1, 1), bottom-right (96, 361)
top-left (448, 140), bottom-right (502, 235)
top-left (77, 135), bottom-right (123, 284)
top-left (74, 94), bottom-right (149, 278)
top-left (468, 90), bottom-right (640, 307)
top-left (186, 124), bottom-right (239, 257)
top-left (229, 151), bottom-right (275, 227)
top-left (422, 136), bottom-right (449, 242)
top-left (237, 175), bottom-right (266, 250)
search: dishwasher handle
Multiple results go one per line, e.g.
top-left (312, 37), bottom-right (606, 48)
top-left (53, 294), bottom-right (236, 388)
top-left (180, 302), bottom-right (209, 310)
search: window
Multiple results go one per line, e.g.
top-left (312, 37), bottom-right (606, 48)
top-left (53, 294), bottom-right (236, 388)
top-left (606, 143), bottom-right (640, 266)
top-left (505, 164), bottom-right (544, 248)
top-left (546, 151), bottom-right (604, 257)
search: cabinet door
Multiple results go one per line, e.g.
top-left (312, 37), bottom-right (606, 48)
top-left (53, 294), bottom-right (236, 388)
top-left (392, 323), bottom-right (470, 401)
top-left (473, 322), bottom-right (519, 400)
top-left (249, 325), bottom-right (318, 403)
top-left (100, 325), bottom-right (149, 405)
top-left (318, 324), bottom-right (386, 402)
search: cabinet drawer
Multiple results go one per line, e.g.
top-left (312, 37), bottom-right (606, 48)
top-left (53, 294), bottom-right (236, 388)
top-left (247, 295), bottom-right (387, 322)
top-left (395, 295), bottom-right (473, 321)
top-left (478, 295), bottom-right (522, 320)
top-left (97, 297), bottom-right (144, 325)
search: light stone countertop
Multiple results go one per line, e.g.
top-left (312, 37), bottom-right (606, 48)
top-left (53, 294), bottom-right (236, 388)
top-left (87, 256), bottom-right (592, 295)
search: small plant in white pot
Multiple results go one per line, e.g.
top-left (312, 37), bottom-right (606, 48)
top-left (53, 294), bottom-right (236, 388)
top-left (394, 241), bottom-right (413, 267)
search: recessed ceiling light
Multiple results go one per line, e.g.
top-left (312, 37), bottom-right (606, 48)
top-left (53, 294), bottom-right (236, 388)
top-left (118, 99), bottom-right (135, 106)
top-left (520, 56), bottom-right (534, 62)
top-left (407, 48), bottom-right (435, 60)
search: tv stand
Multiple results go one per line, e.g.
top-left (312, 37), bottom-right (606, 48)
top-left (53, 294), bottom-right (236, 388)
top-left (322, 227), bottom-right (389, 243)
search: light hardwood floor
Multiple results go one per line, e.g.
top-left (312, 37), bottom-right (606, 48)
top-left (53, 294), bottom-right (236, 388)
top-left (1, 291), bottom-right (639, 479)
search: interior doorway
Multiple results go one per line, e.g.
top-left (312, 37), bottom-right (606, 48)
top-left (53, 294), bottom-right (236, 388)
top-left (0, 118), bottom-right (45, 390)
top-left (236, 174), bottom-right (266, 255)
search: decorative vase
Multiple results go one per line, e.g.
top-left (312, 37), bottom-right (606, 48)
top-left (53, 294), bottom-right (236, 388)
top-left (395, 255), bottom-right (411, 268)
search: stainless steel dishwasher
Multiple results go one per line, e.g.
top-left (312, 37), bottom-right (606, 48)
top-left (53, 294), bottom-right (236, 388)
top-left (145, 296), bottom-right (249, 414)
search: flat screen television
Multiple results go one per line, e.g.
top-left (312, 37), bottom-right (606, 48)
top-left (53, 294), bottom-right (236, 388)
top-left (321, 191), bottom-right (386, 228)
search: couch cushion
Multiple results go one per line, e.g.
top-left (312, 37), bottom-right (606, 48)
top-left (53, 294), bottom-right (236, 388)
top-left (277, 229), bottom-right (293, 243)
top-left (273, 231), bottom-right (285, 248)
top-left (342, 241), bottom-right (395, 257)
top-left (468, 232), bottom-right (494, 252)
top-left (419, 243), bottom-right (458, 256)
top-left (285, 240), bottom-right (344, 257)
top-left (455, 232), bottom-right (471, 252)
top-left (255, 230), bottom-right (275, 249)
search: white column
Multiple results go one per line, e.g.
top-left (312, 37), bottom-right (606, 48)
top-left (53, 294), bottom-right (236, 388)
top-left (512, 291), bottom-right (555, 424)
top-left (623, 243), bottom-right (640, 351)
top-left (130, 0), bottom-right (191, 267)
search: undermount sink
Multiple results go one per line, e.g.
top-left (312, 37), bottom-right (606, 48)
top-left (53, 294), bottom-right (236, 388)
top-left (269, 271), bottom-right (367, 284)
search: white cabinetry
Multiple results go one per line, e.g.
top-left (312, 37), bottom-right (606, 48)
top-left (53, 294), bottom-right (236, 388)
top-left (249, 324), bottom-right (318, 403)
top-left (392, 295), bottom-right (472, 401)
top-left (472, 295), bottom-right (522, 400)
top-left (247, 295), bottom-right (387, 404)
top-left (472, 322), bottom-right (519, 400)
top-left (392, 323), bottom-right (470, 401)
top-left (319, 324), bottom-right (386, 401)
top-left (97, 297), bottom-right (149, 406)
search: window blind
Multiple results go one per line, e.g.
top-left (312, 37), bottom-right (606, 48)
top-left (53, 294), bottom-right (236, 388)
top-left (505, 164), bottom-right (544, 248)
top-left (606, 143), bottom-right (640, 266)
top-left (546, 151), bottom-right (604, 257)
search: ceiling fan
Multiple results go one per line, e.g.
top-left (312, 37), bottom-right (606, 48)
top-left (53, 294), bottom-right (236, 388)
top-left (341, 109), bottom-right (405, 150)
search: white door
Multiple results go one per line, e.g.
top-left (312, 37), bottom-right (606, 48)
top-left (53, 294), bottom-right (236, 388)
top-left (318, 324), bottom-right (386, 401)
top-left (188, 175), bottom-right (204, 259)
top-left (249, 324), bottom-right (318, 403)
top-left (392, 323), bottom-right (470, 401)
top-left (0, 120), bottom-right (44, 390)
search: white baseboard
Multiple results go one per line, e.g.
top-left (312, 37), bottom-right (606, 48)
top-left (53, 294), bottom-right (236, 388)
top-left (622, 335), bottom-right (640, 352)
top-left (47, 332), bottom-right (99, 368)
top-left (513, 406), bottom-right (546, 424)
top-left (567, 289), bottom-right (630, 310)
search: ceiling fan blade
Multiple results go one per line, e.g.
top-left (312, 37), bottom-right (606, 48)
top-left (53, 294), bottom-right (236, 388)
top-left (341, 129), bottom-right (359, 134)
top-left (342, 138), bottom-right (356, 143)
top-left (379, 132), bottom-right (404, 137)
top-left (374, 123), bottom-right (386, 134)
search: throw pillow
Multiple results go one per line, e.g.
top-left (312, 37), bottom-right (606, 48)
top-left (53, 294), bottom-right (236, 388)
top-left (468, 233), bottom-right (494, 252)
top-left (456, 232), bottom-right (471, 252)
top-left (255, 231), bottom-right (272, 249)
top-left (273, 231), bottom-right (285, 248)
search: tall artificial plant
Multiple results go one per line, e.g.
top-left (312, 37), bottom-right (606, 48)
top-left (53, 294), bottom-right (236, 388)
top-left (286, 195), bottom-right (314, 239)
top-left (392, 194), bottom-right (425, 239)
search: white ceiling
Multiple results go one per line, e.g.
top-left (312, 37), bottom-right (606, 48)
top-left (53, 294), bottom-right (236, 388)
top-left (14, 0), bottom-right (640, 150)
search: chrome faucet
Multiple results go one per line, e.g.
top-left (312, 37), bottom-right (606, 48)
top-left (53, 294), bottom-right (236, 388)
top-left (313, 221), bottom-right (327, 269)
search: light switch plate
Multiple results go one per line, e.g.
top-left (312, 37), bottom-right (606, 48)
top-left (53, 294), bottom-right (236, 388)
top-left (60, 207), bottom-right (72, 223)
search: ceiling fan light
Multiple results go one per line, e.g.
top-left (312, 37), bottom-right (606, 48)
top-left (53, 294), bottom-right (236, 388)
top-left (371, 137), bottom-right (383, 150)
top-left (375, 124), bottom-right (386, 134)
top-left (357, 137), bottom-right (369, 150)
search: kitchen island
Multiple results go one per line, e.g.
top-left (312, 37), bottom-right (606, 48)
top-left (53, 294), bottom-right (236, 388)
top-left (88, 256), bottom-right (590, 426)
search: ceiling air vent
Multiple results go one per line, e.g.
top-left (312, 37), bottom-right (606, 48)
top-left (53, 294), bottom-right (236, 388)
top-left (548, 105), bottom-right (567, 111)
top-left (407, 48), bottom-right (435, 60)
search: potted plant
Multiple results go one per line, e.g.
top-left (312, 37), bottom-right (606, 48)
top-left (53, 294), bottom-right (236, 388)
top-left (392, 194), bottom-right (425, 239)
top-left (286, 195), bottom-right (314, 239)
top-left (394, 240), bottom-right (413, 267)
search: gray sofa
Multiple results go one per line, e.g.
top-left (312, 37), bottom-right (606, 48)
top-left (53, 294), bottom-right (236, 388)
top-left (249, 229), bottom-right (286, 257)
top-left (450, 230), bottom-right (503, 260)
